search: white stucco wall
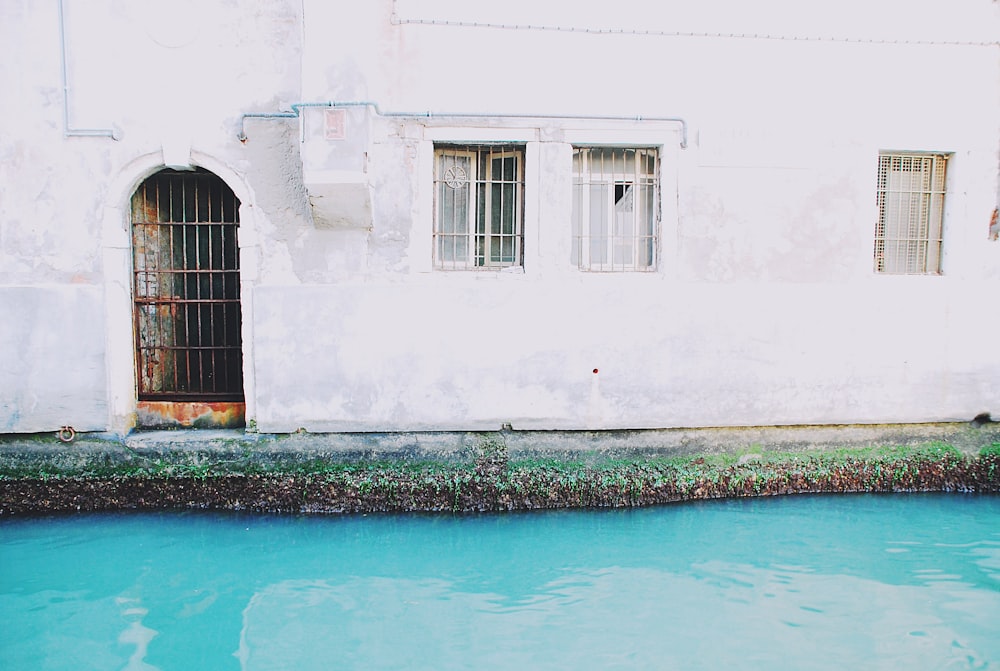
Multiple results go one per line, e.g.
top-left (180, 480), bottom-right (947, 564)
top-left (0, 0), bottom-right (305, 433)
top-left (1, 0), bottom-right (998, 434)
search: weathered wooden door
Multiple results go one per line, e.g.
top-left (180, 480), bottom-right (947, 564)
top-left (131, 169), bottom-right (244, 426)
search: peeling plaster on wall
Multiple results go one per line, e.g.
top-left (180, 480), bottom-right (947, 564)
top-left (0, 287), bottom-right (108, 432)
top-left (367, 140), bottom-right (417, 273)
top-left (239, 122), bottom-right (312, 284)
top-left (0, 140), bottom-right (112, 283)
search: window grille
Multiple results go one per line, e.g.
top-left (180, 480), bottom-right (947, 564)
top-left (572, 147), bottom-right (659, 271)
top-left (874, 152), bottom-right (947, 275)
top-left (434, 145), bottom-right (525, 269)
top-left (131, 169), bottom-right (244, 400)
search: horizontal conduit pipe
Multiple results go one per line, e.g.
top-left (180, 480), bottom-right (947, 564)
top-left (238, 101), bottom-right (688, 149)
top-left (388, 0), bottom-right (999, 48)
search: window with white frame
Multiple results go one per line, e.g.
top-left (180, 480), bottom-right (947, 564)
top-left (874, 152), bottom-right (947, 275)
top-left (434, 144), bottom-right (524, 270)
top-left (572, 147), bottom-right (659, 271)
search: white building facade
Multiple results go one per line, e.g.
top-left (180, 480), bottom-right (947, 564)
top-left (1, 0), bottom-right (998, 435)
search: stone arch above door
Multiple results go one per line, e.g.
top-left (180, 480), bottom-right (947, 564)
top-left (102, 152), bottom-right (260, 434)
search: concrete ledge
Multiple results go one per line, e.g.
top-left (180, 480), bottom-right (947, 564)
top-left (1, 422), bottom-right (998, 474)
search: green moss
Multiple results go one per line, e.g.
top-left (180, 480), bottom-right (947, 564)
top-left (0, 444), bottom-right (961, 482)
top-left (2, 442), bottom-right (997, 516)
top-left (980, 443), bottom-right (1000, 457)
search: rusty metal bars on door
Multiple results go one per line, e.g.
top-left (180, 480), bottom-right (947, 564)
top-left (131, 170), bottom-right (244, 400)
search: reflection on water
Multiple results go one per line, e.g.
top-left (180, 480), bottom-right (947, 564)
top-left (1, 494), bottom-right (998, 670)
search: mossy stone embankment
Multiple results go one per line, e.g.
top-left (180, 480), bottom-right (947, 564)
top-left (1, 432), bottom-right (998, 515)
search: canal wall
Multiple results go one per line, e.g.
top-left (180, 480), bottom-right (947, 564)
top-left (2, 422), bottom-right (998, 474)
top-left (1, 423), bottom-right (998, 515)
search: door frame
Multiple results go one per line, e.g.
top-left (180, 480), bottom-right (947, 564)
top-left (102, 150), bottom-right (260, 434)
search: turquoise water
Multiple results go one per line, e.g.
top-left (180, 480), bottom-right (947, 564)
top-left (1, 495), bottom-right (998, 670)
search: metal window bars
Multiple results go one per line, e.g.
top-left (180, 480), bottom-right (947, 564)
top-left (434, 145), bottom-right (525, 269)
top-left (131, 169), bottom-right (244, 400)
top-left (572, 147), bottom-right (659, 271)
top-left (874, 153), bottom-right (947, 275)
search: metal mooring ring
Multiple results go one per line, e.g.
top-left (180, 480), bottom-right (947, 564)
top-left (57, 426), bottom-right (76, 443)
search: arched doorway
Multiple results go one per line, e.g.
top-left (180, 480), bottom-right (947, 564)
top-left (130, 168), bottom-right (245, 428)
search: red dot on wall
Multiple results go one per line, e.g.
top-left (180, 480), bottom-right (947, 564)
top-left (592, 368), bottom-right (599, 374)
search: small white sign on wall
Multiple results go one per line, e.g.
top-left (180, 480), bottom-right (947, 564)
top-left (324, 109), bottom-right (347, 141)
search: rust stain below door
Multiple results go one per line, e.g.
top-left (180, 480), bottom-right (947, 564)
top-left (136, 401), bottom-right (245, 429)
